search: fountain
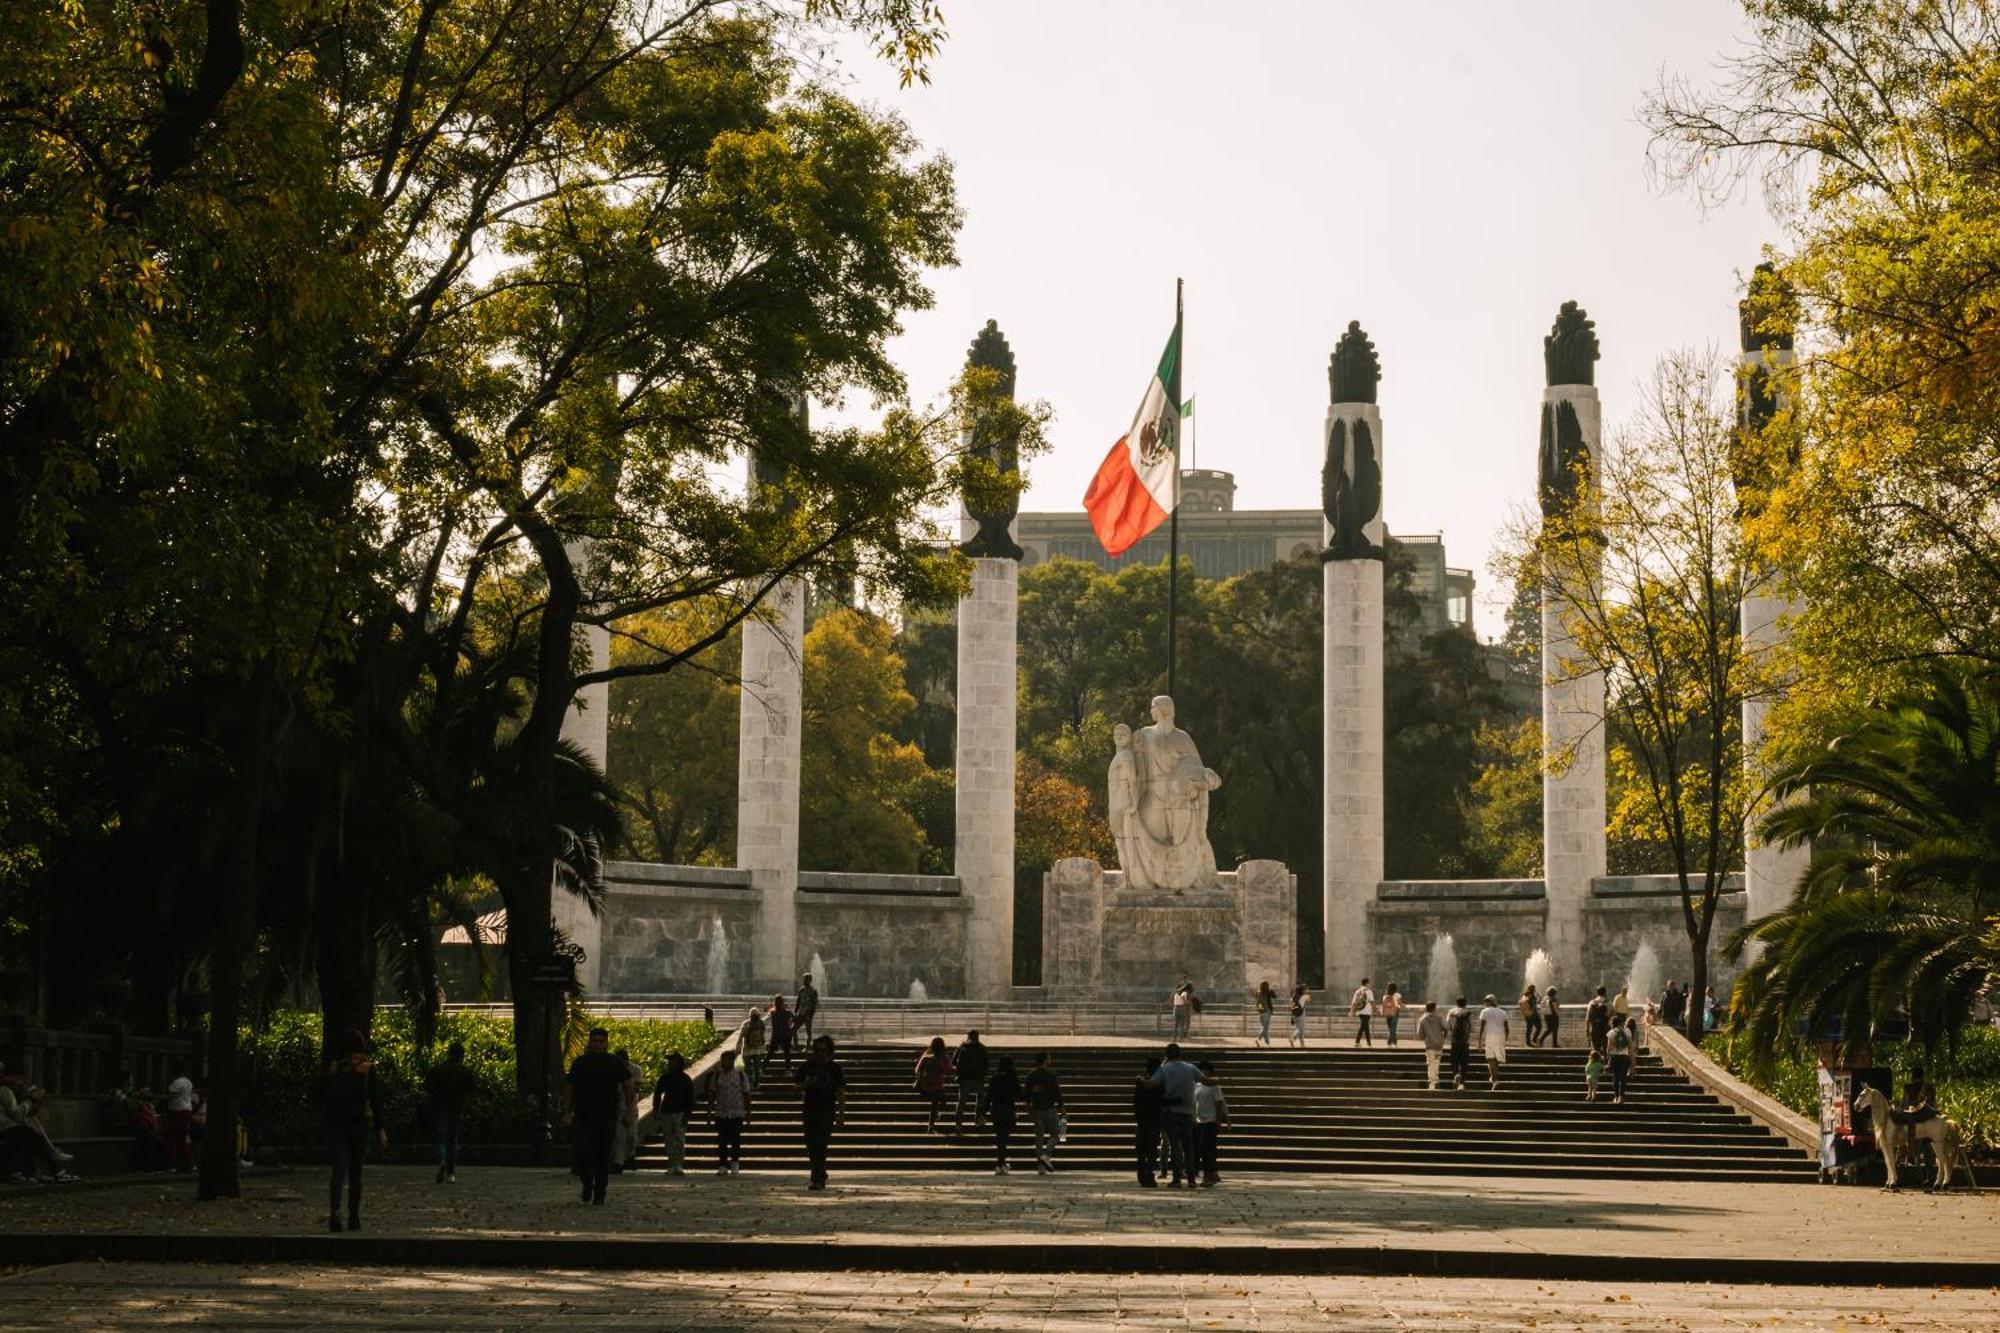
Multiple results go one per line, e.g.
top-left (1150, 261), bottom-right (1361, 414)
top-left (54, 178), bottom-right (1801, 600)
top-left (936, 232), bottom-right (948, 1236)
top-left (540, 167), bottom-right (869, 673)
top-left (1424, 934), bottom-right (1461, 1006)
top-left (1626, 942), bottom-right (1661, 1007)
top-left (908, 978), bottom-right (929, 1002)
top-left (704, 918), bottom-right (729, 994)
top-left (1523, 947), bottom-right (1554, 996)
top-left (808, 951), bottom-right (830, 998)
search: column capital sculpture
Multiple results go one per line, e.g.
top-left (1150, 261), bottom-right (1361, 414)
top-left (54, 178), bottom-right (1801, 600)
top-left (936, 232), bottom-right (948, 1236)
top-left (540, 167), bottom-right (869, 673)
top-left (959, 319), bottom-right (1024, 561)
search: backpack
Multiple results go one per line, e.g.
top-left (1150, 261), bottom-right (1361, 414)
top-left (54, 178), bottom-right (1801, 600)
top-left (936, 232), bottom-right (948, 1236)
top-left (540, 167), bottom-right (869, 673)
top-left (1449, 1010), bottom-right (1470, 1044)
top-left (1610, 1027), bottom-right (1631, 1055)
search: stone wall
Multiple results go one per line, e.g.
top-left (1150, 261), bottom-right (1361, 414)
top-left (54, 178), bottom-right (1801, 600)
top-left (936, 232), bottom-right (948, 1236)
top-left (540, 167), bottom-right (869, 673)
top-left (599, 863), bottom-right (759, 995)
top-left (1581, 874), bottom-right (1747, 999)
top-left (796, 875), bottom-right (968, 999)
top-left (1042, 858), bottom-right (1297, 1000)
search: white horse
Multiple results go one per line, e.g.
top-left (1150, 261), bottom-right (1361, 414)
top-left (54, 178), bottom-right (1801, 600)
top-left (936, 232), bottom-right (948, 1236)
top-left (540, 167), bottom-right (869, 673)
top-left (1853, 1085), bottom-right (1981, 1193)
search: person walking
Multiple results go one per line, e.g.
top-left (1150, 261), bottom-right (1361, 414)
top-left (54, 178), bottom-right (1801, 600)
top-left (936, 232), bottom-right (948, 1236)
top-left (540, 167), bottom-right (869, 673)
top-left (708, 1047), bottom-right (751, 1175)
top-left (163, 1066), bottom-right (196, 1174)
top-left (1025, 1052), bottom-right (1065, 1174)
top-left (1140, 1042), bottom-right (1201, 1186)
top-left (1254, 981), bottom-right (1276, 1046)
top-left (321, 1029), bottom-right (386, 1233)
top-left (952, 1030), bottom-right (989, 1132)
top-left (1586, 986), bottom-right (1611, 1055)
top-left (741, 1007), bottom-right (768, 1089)
top-left (1381, 983), bottom-right (1405, 1046)
top-left (1519, 986), bottom-right (1543, 1048)
top-left (651, 1051), bottom-right (694, 1176)
top-left (1544, 988), bottom-right (1563, 1048)
top-left (987, 1055), bottom-right (1021, 1175)
top-left (1584, 1048), bottom-right (1604, 1101)
top-left (424, 1041), bottom-right (476, 1184)
top-left (1607, 1015), bottom-right (1635, 1104)
top-left (914, 1036), bottom-right (952, 1132)
top-left (767, 995), bottom-right (797, 1072)
top-left (1194, 1062), bottom-right (1230, 1186)
top-left (1416, 1000), bottom-right (1447, 1091)
top-left (565, 1028), bottom-right (632, 1205)
top-left (1170, 974), bottom-right (1195, 1041)
top-left (1349, 977), bottom-right (1376, 1046)
top-left (1477, 994), bottom-right (1509, 1090)
top-left (1662, 981), bottom-right (1686, 1032)
top-left (794, 1035), bottom-right (846, 1191)
top-left (1289, 984), bottom-right (1311, 1046)
top-left (795, 973), bottom-right (820, 1046)
top-left (613, 1046), bottom-right (644, 1172)
top-left (1445, 996), bottom-right (1473, 1091)
top-left (1133, 1054), bottom-right (1165, 1186)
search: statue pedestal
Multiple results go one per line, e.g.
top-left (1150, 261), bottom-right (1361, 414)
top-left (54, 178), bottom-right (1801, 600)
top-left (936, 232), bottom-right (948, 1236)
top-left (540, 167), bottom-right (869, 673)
top-left (1041, 858), bottom-right (1295, 1001)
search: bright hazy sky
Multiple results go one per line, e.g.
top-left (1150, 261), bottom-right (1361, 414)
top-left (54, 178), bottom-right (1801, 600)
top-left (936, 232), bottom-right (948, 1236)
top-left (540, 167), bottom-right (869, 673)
top-left (819, 1), bottom-right (1779, 638)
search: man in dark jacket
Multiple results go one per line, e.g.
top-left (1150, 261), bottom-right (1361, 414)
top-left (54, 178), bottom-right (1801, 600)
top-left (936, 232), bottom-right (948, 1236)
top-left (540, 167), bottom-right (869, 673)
top-left (322, 1029), bottom-right (387, 1233)
top-left (565, 1028), bottom-right (631, 1205)
top-left (795, 974), bottom-right (820, 1045)
top-left (423, 1041), bottom-right (477, 1184)
top-left (1133, 1055), bottom-right (1165, 1187)
top-left (651, 1051), bottom-right (695, 1176)
top-left (952, 1030), bottom-right (990, 1132)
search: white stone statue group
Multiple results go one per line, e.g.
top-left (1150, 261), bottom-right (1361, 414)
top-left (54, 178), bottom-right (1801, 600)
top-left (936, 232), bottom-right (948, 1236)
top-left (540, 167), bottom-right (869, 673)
top-left (1107, 695), bottom-right (1222, 891)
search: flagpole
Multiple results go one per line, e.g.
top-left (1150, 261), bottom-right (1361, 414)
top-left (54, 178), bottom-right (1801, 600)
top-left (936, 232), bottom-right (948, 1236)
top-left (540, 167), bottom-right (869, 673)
top-left (1167, 277), bottom-right (1182, 701)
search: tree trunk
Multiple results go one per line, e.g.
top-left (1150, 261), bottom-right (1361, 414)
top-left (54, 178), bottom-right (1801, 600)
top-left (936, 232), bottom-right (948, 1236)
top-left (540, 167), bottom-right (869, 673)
top-left (1685, 933), bottom-right (1708, 1045)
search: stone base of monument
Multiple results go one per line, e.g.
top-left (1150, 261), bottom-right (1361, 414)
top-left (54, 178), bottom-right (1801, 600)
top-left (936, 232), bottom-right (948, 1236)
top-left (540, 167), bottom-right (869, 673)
top-left (1040, 857), bottom-right (1296, 1001)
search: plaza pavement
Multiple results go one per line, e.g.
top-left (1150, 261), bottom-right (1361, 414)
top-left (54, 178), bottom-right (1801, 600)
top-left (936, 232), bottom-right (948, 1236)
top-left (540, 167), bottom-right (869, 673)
top-left (0, 1263), bottom-right (1996, 1330)
top-left (2, 1166), bottom-right (1996, 1287)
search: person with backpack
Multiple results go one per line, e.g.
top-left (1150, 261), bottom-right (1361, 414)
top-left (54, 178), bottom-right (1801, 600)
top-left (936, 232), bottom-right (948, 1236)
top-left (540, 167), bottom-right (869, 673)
top-left (1380, 983), bottom-right (1404, 1046)
top-left (1289, 983), bottom-right (1310, 1046)
top-left (986, 1054), bottom-right (1022, 1175)
top-left (1444, 996), bottom-right (1473, 1091)
top-left (741, 1007), bottom-right (768, 1089)
top-left (1607, 1014), bottom-right (1635, 1104)
top-left (423, 1041), bottom-right (477, 1184)
top-left (1416, 1000), bottom-right (1447, 1091)
top-left (1254, 981), bottom-right (1276, 1046)
top-left (1349, 977), bottom-right (1376, 1046)
top-left (951, 1030), bottom-right (989, 1132)
top-left (913, 1036), bottom-right (952, 1132)
top-left (1024, 1052), bottom-right (1065, 1174)
top-left (321, 1028), bottom-right (387, 1232)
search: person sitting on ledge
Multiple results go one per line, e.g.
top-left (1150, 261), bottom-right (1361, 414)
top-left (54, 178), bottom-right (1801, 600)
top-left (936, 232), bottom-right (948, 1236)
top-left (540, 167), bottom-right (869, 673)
top-left (1, 1062), bottom-right (79, 1182)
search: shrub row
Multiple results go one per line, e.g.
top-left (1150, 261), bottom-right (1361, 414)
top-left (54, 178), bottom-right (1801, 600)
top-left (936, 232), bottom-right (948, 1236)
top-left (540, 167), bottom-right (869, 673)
top-left (238, 1010), bottom-right (718, 1148)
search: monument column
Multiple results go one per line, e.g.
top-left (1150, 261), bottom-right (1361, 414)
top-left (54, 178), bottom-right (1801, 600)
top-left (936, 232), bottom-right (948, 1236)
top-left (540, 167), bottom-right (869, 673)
top-left (1538, 302), bottom-right (1607, 987)
top-left (955, 321), bottom-right (1022, 999)
top-left (555, 543), bottom-right (609, 993)
top-left (1321, 321), bottom-right (1385, 993)
top-left (1736, 264), bottom-right (1808, 930)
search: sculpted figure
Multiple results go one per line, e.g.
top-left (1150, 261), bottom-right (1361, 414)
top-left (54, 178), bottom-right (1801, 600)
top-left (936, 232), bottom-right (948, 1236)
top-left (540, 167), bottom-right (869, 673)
top-left (1110, 695), bottom-right (1222, 890)
top-left (1106, 723), bottom-right (1150, 890)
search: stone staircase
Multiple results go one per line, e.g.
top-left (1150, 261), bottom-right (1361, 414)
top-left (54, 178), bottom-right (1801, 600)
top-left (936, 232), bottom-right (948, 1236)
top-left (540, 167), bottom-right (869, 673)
top-left (637, 1041), bottom-right (1818, 1183)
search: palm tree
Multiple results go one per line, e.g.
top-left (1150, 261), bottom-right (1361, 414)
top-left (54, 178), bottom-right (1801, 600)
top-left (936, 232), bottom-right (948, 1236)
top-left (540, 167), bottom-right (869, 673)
top-left (1730, 660), bottom-right (2000, 1066)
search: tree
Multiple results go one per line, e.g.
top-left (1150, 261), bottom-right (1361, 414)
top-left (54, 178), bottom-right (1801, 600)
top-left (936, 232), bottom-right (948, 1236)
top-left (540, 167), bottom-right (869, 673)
top-left (799, 609), bottom-right (936, 873)
top-left (1505, 351), bottom-right (1750, 1039)
top-left (1731, 661), bottom-right (2000, 1065)
top-left (608, 610), bottom-right (741, 865)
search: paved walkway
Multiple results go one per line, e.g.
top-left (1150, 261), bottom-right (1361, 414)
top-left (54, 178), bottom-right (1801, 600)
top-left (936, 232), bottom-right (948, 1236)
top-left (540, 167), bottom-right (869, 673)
top-left (1, 1263), bottom-right (1994, 1329)
top-left (3, 1166), bottom-right (1994, 1271)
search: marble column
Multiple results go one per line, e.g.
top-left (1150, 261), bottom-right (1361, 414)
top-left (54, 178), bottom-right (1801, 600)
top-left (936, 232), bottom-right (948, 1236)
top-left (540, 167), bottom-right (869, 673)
top-left (955, 320), bottom-right (1022, 999)
top-left (555, 540), bottom-right (608, 993)
top-left (1737, 265), bottom-right (1808, 930)
top-left (1321, 321), bottom-right (1385, 992)
top-left (1538, 303), bottom-right (1608, 988)
top-left (738, 575), bottom-right (805, 994)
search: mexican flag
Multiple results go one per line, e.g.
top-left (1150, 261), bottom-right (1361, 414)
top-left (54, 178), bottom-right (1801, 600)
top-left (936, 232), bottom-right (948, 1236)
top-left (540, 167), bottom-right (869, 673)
top-left (1084, 317), bottom-right (1182, 556)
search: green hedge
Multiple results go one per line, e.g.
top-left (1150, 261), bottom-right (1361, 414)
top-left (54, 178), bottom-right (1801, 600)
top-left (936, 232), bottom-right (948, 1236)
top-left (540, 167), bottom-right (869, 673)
top-left (1700, 1026), bottom-right (2000, 1154)
top-left (238, 1010), bottom-right (718, 1147)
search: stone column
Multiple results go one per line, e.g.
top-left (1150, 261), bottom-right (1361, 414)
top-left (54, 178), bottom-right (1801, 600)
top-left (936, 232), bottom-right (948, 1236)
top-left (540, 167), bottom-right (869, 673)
top-left (1538, 303), bottom-right (1607, 987)
top-left (1321, 321), bottom-right (1385, 992)
top-left (555, 540), bottom-right (608, 993)
top-left (955, 321), bottom-right (1022, 999)
top-left (1737, 264), bottom-right (1808, 929)
top-left (738, 576), bottom-right (804, 994)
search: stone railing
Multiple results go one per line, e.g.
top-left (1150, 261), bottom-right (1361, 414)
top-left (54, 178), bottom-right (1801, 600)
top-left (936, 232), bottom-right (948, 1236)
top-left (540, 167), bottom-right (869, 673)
top-left (0, 1022), bottom-right (199, 1098)
top-left (1647, 1023), bottom-right (1817, 1156)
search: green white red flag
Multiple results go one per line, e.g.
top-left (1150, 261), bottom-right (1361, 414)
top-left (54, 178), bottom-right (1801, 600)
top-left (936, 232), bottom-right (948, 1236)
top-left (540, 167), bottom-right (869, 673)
top-left (1084, 316), bottom-right (1182, 556)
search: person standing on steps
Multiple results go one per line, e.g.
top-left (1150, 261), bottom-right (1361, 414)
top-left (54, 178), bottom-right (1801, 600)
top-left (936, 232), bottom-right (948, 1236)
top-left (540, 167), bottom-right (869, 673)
top-left (1170, 973), bottom-right (1195, 1041)
top-left (1519, 986), bottom-right (1543, 1048)
top-left (1025, 1052), bottom-right (1065, 1174)
top-left (1611, 982), bottom-right (1631, 1026)
top-left (707, 1047), bottom-right (751, 1175)
top-left (564, 1027), bottom-right (632, 1205)
top-left (1416, 1000), bottom-right (1447, 1091)
top-left (1544, 988), bottom-right (1562, 1048)
top-left (1140, 1042), bottom-right (1201, 1186)
top-left (986, 1054), bottom-right (1021, 1175)
top-left (321, 1028), bottom-right (386, 1233)
top-left (1134, 1054), bottom-right (1165, 1187)
top-left (1194, 1062), bottom-right (1230, 1186)
top-left (767, 994), bottom-right (797, 1072)
top-left (651, 1050), bottom-right (694, 1177)
top-left (795, 973), bottom-right (820, 1046)
top-left (1586, 985), bottom-right (1611, 1055)
top-left (1289, 983), bottom-right (1311, 1046)
top-left (424, 1040), bottom-right (476, 1185)
top-left (914, 1036), bottom-right (952, 1132)
top-left (794, 1035), bottom-right (846, 1191)
top-left (1607, 1014), bottom-right (1634, 1104)
top-left (741, 1006), bottom-right (767, 1090)
top-left (1476, 994), bottom-right (1509, 1090)
top-left (1350, 977), bottom-right (1376, 1046)
top-left (952, 1030), bottom-right (989, 1132)
top-left (1380, 983), bottom-right (1404, 1046)
top-left (1254, 981), bottom-right (1275, 1046)
top-left (1445, 996), bottom-right (1473, 1091)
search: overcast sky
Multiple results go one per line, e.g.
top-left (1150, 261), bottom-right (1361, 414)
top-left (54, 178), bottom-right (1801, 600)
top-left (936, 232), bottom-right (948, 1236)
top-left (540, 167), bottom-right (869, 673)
top-left (817, 1), bottom-right (1778, 638)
